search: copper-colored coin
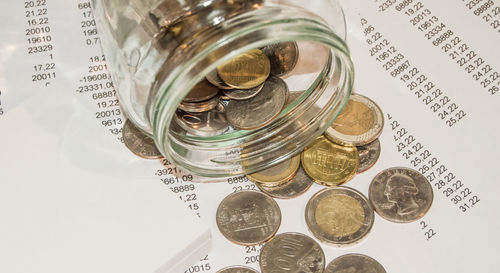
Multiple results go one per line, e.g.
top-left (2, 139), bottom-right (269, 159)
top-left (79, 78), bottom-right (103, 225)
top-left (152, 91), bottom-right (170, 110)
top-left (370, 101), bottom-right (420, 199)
top-left (301, 136), bottom-right (359, 187)
top-left (261, 41), bottom-right (299, 77)
top-left (259, 232), bottom-right (325, 273)
top-left (305, 187), bottom-right (374, 247)
top-left (357, 139), bottom-right (381, 173)
top-left (182, 79), bottom-right (219, 103)
top-left (178, 95), bottom-right (219, 113)
top-left (369, 167), bottom-right (433, 223)
top-left (325, 254), bottom-right (386, 273)
top-left (247, 154), bottom-right (300, 187)
top-left (216, 190), bottom-right (281, 246)
top-left (206, 69), bottom-right (232, 90)
top-left (216, 266), bottom-right (259, 273)
top-left (325, 94), bottom-right (384, 146)
top-left (257, 165), bottom-right (313, 199)
top-left (217, 49), bottom-right (271, 89)
top-left (122, 120), bottom-right (163, 159)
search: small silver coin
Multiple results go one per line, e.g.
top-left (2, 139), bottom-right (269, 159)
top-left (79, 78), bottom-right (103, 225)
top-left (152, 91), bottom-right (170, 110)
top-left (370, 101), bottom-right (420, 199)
top-left (325, 254), bottom-right (386, 273)
top-left (216, 266), bottom-right (259, 273)
top-left (223, 83), bottom-right (265, 101)
top-left (261, 41), bottom-right (299, 77)
top-left (182, 79), bottom-right (219, 103)
top-left (216, 190), bottom-right (281, 246)
top-left (225, 76), bottom-right (288, 130)
top-left (357, 139), bottom-right (381, 173)
top-left (178, 95), bottom-right (219, 113)
top-left (174, 104), bottom-right (229, 137)
top-left (369, 167), bottom-right (433, 223)
top-left (260, 232), bottom-right (325, 273)
top-left (257, 166), bottom-right (314, 199)
top-left (122, 120), bottom-right (163, 159)
top-left (206, 69), bottom-right (233, 90)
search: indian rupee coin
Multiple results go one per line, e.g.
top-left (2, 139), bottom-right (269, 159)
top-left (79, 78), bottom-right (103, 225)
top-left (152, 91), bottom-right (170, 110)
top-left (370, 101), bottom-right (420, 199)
top-left (216, 266), bottom-right (259, 273)
top-left (182, 79), bottom-right (219, 102)
top-left (260, 232), bottom-right (325, 273)
top-left (173, 104), bottom-right (229, 137)
top-left (305, 187), bottom-right (374, 246)
top-left (261, 41), bottom-right (299, 77)
top-left (369, 167), bottom-right (433, 223)
top-left (216, 191), bottom-right (281, 246)
top-left (325, 94), bottom-right (384, 146)
top-left (122, 120), bottom-right (163, 159)
top-left (178, 95), bottom-right (219, 113)
top-left (325, 254), bottom-right (386, 273)
top-left (217, 48), bottom-right (271, 89)
top-left (222, 82), bottom-right (265, 101)
top-left (256, 165), bottom-right (313, 199)
top-left (248, 154), bottom-right (300, 187)
top-left (357, 139), bottom-right (381, 173)
top-left (225, 76), bottom-right (288, 130)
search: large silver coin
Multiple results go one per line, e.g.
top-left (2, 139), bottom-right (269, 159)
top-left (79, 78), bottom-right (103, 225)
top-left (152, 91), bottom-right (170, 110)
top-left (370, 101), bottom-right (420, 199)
top-left (174, 104), bottom-right (229, 137)
top-left (182, 79), bottom-right (219, 103)
top-left (257, 166), bottom-right (313, 199)
top-left (325, 254), bottom-right (386, 273)
top-left (369, 167), bottom-right (433, 223)
top-left (223, 82), bottom-right (265, 101)
top-left (305, 187), bottom-right (374, 247)
top-left (260, 232), bottom-right (325, 273)
top-left (225, 76), bottom-right (288, 130)
top-left (216, 191), bottom-right (281, 246)
top-left (217, 266), bottom-right (259, 273)
top-left (206, 69), bottom-right (233, 90)
top-left (357, 139), bottom-right (381, 173)
top-left (262, 41), bottom-right (299, 77)
top-left (178, 95), bottom-right (219, 113)
top-left (122, 120), bottom-right (163, 159)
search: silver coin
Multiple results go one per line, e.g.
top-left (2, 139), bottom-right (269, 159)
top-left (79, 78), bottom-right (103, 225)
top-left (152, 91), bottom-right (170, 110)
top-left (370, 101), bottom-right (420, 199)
top-left (260, 232), bottom-right (325, 273)
top-left (216, 190), bottom-right (281, 246)
top-left (217, 266), bottom-right (259, 273)
top-left (225, 76), bottom-right (288, 130)
top-left (261, 41), bottom-right (299, 77)
top-left (369, 167), bottom-right (433, 223)
top-left (223, 83), bottom-right (265, 101)
top-left (357, 139), bottom-right (381, 173)
top-left (122, 120), bottom-right (163, 159)
top-left (257, 166), bottom-right (313, 199)
top-left (325, 254), bottom-right (386, 273)
top-left (182, 79), bottom-right (219, 103)
top-left (206, 69), bottom-right (233, 90)
top-left (174, 104), bottom-right (229, 137)
top-left (178, 95), bottom-right (219, 113)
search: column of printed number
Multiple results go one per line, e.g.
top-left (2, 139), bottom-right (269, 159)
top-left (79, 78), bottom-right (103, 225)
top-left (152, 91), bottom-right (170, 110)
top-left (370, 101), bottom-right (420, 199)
top-left (460, 0), bottom-right (500, 34)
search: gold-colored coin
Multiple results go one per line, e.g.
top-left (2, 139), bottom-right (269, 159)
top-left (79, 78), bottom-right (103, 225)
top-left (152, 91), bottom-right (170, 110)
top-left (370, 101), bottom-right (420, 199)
top-left (247, 154), bottom-right (300, 187)
top-left (301, 136), bottom-right (359, 187)
top-left (217, 49), bottom-right (271, 89)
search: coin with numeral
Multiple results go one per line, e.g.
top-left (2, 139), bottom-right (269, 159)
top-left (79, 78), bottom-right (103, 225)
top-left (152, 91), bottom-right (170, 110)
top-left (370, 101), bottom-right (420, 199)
top-left (325, 254), bottom-right (386, 273)
top-left (122, 120), bottom-right (163, 159)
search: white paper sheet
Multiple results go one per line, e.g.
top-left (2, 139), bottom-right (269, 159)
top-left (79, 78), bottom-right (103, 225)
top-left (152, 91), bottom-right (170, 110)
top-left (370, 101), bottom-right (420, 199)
top-left (1, 0), bottom-right (499, 272)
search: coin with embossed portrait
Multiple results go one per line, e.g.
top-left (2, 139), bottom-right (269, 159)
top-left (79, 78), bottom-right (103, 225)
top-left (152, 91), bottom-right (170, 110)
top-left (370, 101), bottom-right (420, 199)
top-left (256, 165), bottom-right (314, 199)
top-left (357, 139), bottom-right (381, 173)
top-left (261, 41), bottom-right (299, 77)
top-left (325, 253), bottom-right (386, 273)
top-left (301, 136), bottom-right (359, 187)
top-left (325, 94), bottom-right (384, 146)
top-left (217, 266), bottom-right (259, 273)
top-left (306, 187), bottom-right (374, 246)
top-left (217, 48), bottom-right (271, 89)
top-left (369, 167), bottom-right (433, 223)
top-left (216, 190), bottom-right (281, 245)
top-left (260, 232), bottom-right (325, 273)
top-left (122, 119), bottom-right (163, 159)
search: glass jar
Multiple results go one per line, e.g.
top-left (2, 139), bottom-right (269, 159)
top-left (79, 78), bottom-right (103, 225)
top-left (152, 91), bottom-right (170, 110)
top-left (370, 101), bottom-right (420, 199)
top-left (92, 0), bottom-right (354, 179)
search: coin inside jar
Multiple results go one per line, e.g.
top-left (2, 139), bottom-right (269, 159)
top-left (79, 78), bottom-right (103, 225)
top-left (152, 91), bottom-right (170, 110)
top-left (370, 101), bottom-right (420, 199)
top-left (259, 232), bottom-right (325, 273)
top-left (216, 190), bottom-right (281, 246)
top-left (248, 154), bottom-right (301, 187)
top-left (369, 167), bottom-right (433, 223)
top-left (217, 48), bottom-right (271, 89)
top-left (206, 69), bottom-right (233, 90)
top-left (301, 136), bottom-right (359, 187)
top-left (357, 139), bottom-right (381, 173)
top-left (222, 82), bottom-right (265, 101)
top-left (305, 187), bottom-right (374, 247)
top-left (256, 165), bottom-right (313, 199)
top-left (122, 119), bottom-right (163, 159)
top-left (182, 79), bottom-right (219, 102)
top-left (325, 254), bottom-right (386, 273)
top-left (178, 95), bottom-right (219, 113)
top-left (261, 41), bottom-right (299, 77)
top-left (216, 266), bottom-right (259, 273)
top-left (173, 104), bottom-right (229, 137)
top-left (325, 93), bottom-right (384, 146)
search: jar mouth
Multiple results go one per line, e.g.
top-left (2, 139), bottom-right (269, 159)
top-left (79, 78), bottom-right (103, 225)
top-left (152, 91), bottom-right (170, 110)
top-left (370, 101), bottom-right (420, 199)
top-left (151, 5), bottom-right (353, 178)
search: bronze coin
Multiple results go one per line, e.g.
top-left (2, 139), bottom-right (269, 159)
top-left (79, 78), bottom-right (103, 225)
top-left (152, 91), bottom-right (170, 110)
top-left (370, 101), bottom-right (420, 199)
top-left (182, 79), bottom-right (219, 103)
top-left (122, 120), bottom-right (163, 159)
top-left (217, 49), bottom-right (271, 89)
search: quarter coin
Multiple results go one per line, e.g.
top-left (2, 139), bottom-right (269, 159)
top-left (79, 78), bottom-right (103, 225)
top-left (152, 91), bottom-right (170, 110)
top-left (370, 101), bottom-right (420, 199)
top-left (222, 82), bottom-right (265, 101)
top-left (256, 165), bottom-right (313, 199)
top-left (173, 104), bottom-right (229, 137)
top-left (325, 94), bottom-right (384, 146)
top-left (206, 69), bottom-right (233, 90)
top-left (369, 167), bottom-right (433, 223)
top-left (182, 79), bottom-right (219, 103)
top-left (122, 120), bottom-right (163, 159)
top-left (261, 41), bottom-right (299, 77)
top-left (216, 266), bottom-right (259, 273)
top-left (178, 95), bottom-right (219, 113)
top-left (225, 76), bottom-right (288, 130)
top-left (216, 191), bottom-right (281, 245)
top-left (248, 154), bottom-right (300, 187)
top-left (260, 232), bottom-right (325, 273)
top-left (357, 139), bottom-right (381, 173)
top-left (305, 187), bottom-right (374, 246)
top-left (325, 253), bottom-right (386, 273)
top-left (217, 49), bottom-right (271, 89)
top-left (301, 136), bottom-right (359, 187)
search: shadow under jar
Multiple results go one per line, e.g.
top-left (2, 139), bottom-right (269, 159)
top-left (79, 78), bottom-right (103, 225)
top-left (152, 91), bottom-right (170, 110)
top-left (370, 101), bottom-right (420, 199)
top-left (92, 0), bottom-right (354, 179)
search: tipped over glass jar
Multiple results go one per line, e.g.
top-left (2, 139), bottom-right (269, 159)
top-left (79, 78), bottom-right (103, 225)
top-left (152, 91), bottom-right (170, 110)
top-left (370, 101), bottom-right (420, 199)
top-left (92, 0), bottom-right (354, 178)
